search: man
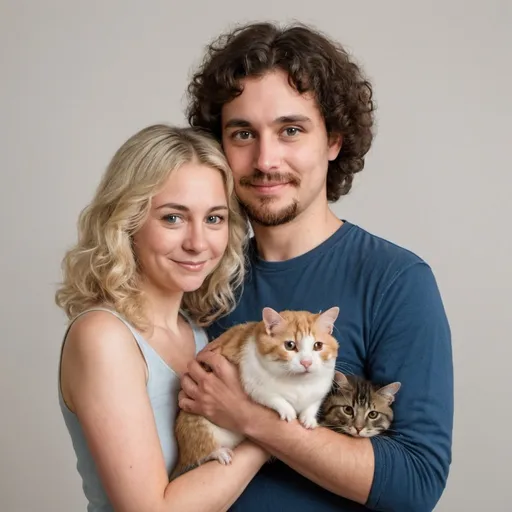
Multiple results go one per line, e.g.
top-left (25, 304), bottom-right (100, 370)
top-left (178, 21), bottom-right (453, 511)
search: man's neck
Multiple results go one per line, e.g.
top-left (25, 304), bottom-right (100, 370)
top-left (251, 205), bottom-right (343, 262)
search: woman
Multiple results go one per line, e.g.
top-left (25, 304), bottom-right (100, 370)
top-left (55, 124), bottom-right (268, 512)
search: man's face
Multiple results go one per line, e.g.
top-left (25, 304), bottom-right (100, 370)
top-left (221, 69), bottom-right (342, 227)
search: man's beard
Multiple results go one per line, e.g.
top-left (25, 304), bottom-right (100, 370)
top-left (240, 197), bottom-right (299, 227)
top-left (238, 170), bottom-right (300, 227)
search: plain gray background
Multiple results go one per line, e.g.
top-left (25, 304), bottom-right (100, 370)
top-left (1, 1), bottom-right (510, 510)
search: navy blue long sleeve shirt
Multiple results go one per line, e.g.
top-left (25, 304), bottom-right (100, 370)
top-left (206, 220), bottom-right (454, 512)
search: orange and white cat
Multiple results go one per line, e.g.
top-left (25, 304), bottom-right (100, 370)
top-left (171, 306), bottom-right (340, 479)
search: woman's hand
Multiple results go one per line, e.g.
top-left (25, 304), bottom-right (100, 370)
top-left (178, 350), bottom-right (255, 434)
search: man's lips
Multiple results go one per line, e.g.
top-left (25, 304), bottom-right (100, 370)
top-left (249, 182), bottom-right (290, 193)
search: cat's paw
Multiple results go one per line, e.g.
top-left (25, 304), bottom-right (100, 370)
top-left (210, 447), bottom-right (234, 465)
top-left (299, 410), bottom-right (318, 429)
top-left (274, 402), bottom-right (297, 422)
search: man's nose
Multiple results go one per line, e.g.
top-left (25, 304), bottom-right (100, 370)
top-left (255, 134), bottom-right (281, 172)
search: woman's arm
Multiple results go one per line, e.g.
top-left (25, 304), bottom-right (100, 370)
top-left (61, 311), bottom-right (266, 512)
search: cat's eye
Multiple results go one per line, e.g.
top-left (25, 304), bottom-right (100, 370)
top-left (342, 406), bottom-right (354, 415)
top-left (368, 411), bottom-right (379, 419)
top-left (284, 340), bottom-right (296, 351)
top-left (313, 341), bottom-right (323, 351)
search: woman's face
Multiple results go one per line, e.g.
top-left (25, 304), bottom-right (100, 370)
top-left (132, 162), bottom-right (230, 295)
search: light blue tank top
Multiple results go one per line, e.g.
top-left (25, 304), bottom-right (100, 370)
top-left (58, 307), bottom-right (208, 512)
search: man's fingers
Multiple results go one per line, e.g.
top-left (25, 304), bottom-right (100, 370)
top-left (180, 373), bottom-right (199, 399)
top-left (187, 358), bottom-right (212, 384)
top-left (196, 349), bottom-right (228, 377)
top-left (178, 396), bottom-right (196, 413)
top-left (199, 339), bottom-right (222, 355)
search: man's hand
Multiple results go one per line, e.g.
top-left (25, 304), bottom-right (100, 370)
top-left (198, 336), bottom-right (224, 355)
top-left (178, 350), bottom-right (254, 433)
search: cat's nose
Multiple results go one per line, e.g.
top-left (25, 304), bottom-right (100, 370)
top-left (300, 359), bottom-right (312, 369)
top-left (355, 427), bottom-right (363, 433)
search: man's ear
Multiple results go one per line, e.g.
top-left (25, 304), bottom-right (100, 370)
top-left (327, 132), bottom-right (343, 161)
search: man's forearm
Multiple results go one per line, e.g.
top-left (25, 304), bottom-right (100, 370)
top-left (240, 403), bottom-right (375, 505)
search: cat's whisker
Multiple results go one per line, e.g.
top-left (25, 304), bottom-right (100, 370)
top-left (333, 369), bottom-right (354, 379)
top-left (383, 428), bottom-right (402, 435)
top-left (334, 362), bottom-right (353, 373)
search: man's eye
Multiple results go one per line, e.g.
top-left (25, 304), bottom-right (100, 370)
top-left (233, 131), bottom-right (252, 140)
top-left (283, 127), bottom-right (300, 137)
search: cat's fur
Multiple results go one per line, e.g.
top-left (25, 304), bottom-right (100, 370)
top-left (319, 371), bottom-right (401, 438)
top-left (171, 306), bottom-right (340, 479)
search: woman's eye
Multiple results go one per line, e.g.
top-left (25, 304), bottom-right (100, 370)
top-left (163, 214), bottom-right (182, 224)
top-left (206, 215), bottom-right (224, 224)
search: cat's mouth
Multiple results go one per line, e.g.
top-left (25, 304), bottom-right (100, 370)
top-left (349, 429), bottom-right (376, 438)
top-left (295, 366), bottom-right (315, 375)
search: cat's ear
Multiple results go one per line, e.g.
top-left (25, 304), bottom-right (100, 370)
top-left (334, 371), bottom-right (351, 389)
top-left (376, 382), bottom-right (401, 404)
top-left (315, 306), bottom-right (340, 334)
top-left (262, 307), bottom-right (286, 335)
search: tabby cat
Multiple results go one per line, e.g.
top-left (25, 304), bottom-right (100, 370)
top-left (319, 371), bottom-right (401, 438)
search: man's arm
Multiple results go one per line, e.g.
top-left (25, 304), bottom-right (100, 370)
top-left (240, 401), bottom-right (374, 504)
top-left (363, 262), bottom-right (454, 511)
top-left (180, 261), bottom-right (453, 511)
top-left (181, 352), bottom-right (374, 505)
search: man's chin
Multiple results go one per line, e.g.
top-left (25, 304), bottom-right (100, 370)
top-left (242, 201), bottom-right (299, 227)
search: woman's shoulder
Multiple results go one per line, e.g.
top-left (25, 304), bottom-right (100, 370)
top-left (60, 307), bottom-right (146, 412)
top-left (64, 307), bottom-right (140, 362)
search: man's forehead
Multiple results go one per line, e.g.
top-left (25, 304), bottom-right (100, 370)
top-left (221, 74), bottom-right (320, 129)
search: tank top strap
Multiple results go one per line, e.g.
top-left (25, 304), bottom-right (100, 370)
top-left (64, 306), bottom-right (138, 338)
top-left (62, 307), bottom-right (208, 377)
top-left (62, 307), bottom-right (175, 381)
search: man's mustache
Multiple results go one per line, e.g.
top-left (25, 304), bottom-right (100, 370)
top-left (239, 171), bottom-right (301, 187)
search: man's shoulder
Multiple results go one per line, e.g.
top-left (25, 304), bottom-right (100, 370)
top-left (343, 224), bottom-right (444, 317)
top-left (345, 222), bottom-right (427, 271)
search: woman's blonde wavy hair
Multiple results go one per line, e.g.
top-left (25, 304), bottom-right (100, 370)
top-left (55, 124), bottom-right (249, 330)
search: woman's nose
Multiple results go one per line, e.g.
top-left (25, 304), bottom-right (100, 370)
top-left (182, 224), bottom-right (207, 253)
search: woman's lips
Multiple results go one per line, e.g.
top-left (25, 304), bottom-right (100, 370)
top-left (172, 260), bottom-right (208, 272)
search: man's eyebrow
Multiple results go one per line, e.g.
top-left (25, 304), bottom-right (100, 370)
top-left (155, 203), bottom-right (228, 212)
top-left (274, 115), bottom-right (312, 124)
top-left (224, 115), bottom-right (312, 129)
top-left (224, 118), bottom-right (252, 129)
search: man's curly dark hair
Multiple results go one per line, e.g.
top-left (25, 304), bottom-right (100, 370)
top-left (186, 21), bottom-right (376, 201)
